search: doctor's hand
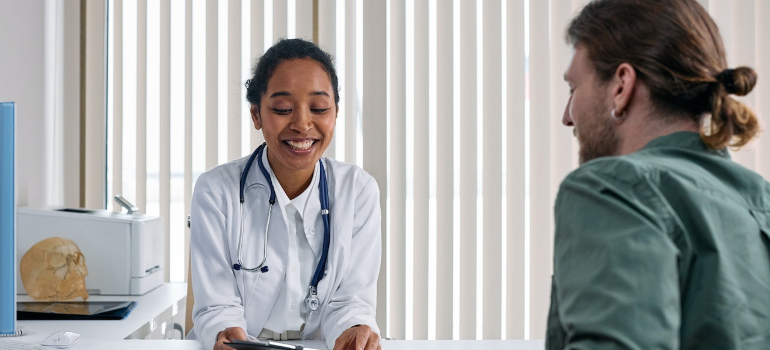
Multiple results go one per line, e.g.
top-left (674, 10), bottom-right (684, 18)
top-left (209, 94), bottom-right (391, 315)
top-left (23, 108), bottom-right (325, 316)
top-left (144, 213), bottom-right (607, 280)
top-left (334, 325), bottom-right (381, 350)
top-left (215, 326), bottom-right (248, 350)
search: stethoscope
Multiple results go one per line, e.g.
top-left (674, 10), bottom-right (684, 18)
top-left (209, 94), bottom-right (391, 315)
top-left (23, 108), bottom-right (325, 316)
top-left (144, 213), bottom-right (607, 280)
top-left (232, 142), bottom-right (331, 312)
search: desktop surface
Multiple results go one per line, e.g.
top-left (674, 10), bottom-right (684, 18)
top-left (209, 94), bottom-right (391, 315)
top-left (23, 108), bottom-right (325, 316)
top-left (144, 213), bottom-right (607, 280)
top-left (14, 282), bottom-right (544, 349)
top-left (0, 339), bottom-right (544, 350)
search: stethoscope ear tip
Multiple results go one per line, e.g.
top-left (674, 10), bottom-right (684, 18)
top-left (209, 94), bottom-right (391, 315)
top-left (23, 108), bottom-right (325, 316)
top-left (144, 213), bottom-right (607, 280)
top-left (232, 264), bottom-right (241, 270)
top-left (260, 266), bottom-right (269, 273)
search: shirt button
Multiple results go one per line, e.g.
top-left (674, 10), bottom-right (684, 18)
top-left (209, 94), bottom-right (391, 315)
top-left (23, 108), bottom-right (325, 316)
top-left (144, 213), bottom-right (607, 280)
top-left (309, 227), bottom-right (316, 235)
top-left (290, 302), bottom-right (296, 310)
top-left (291, 266), bottom-right (297, 273)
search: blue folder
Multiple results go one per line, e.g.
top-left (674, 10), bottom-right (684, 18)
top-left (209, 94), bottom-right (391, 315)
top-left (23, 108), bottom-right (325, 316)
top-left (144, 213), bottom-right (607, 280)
top-left (0, 102), bottom-right (16, 336)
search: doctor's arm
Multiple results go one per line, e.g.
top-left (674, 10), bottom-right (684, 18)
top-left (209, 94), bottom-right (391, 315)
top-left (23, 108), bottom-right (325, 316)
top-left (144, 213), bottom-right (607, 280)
top-left (190, 172), bottom-right (249, 350)
top-left (548, 170), bottom-right (681, 350)
top-left (323, 177), bottom-right (382, 350)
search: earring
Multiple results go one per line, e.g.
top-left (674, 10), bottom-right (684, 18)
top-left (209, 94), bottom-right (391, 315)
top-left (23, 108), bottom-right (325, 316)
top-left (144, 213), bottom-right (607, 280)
top-left (611, 109), bottom-right (626, 120)
top-left (700, 113), bottom-right (712, 136)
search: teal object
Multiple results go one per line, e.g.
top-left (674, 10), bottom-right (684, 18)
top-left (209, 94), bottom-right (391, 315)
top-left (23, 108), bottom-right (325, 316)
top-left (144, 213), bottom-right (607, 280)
top-left (0, 102), bottom-right (15, 336)
top-left (547, 132), bottom-right (770, 349)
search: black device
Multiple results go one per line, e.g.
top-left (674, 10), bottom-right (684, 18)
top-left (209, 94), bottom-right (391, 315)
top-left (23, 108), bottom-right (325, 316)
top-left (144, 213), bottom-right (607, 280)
top-left (224, 339), bottom-right (316, 350)
top-left (17, 301), bottom-right (137, 320)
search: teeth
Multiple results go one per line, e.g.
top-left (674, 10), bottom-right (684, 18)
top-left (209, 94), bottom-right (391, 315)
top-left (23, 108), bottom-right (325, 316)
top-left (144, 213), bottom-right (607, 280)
top-left (286, 140), bottom-right (315, 150)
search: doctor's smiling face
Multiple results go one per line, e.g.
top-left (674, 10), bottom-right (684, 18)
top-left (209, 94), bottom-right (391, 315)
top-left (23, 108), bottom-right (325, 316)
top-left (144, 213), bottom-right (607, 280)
top-left (563, 46), bottom-right (620, 164)
top-left (251, 57), bottom-right (337, 183)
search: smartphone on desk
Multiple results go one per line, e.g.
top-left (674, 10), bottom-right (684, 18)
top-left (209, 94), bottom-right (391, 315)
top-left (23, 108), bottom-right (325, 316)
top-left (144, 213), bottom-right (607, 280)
top-left (225, 339), bottom-right (321, 350)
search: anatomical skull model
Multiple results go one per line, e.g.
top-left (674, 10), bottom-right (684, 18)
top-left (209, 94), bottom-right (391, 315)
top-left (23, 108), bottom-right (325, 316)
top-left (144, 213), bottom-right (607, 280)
top-left (20, 237), bottom-right (90, 301)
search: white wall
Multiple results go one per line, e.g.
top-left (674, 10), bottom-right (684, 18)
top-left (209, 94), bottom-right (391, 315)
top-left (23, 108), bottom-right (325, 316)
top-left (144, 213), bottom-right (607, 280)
top-left (0, 0), bottom-right (80, 208)
top-left (0, 0), bottom-right (47, 207)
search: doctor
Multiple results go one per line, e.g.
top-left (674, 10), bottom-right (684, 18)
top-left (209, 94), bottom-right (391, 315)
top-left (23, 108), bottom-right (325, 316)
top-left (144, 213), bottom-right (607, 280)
top-left (189, 38), bottom-right (382, 350)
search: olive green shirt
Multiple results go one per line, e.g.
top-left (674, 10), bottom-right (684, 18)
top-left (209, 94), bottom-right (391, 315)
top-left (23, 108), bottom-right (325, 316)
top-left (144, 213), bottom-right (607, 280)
top-left (546, 132), bottom-right (770, 349)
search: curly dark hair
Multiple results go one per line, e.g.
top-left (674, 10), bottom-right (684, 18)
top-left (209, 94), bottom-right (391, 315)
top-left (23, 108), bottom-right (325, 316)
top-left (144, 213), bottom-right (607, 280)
top-left (245, 38), bottom-right (340, 111)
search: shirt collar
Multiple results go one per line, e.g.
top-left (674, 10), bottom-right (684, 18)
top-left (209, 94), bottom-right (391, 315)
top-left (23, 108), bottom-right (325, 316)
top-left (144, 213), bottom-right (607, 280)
top-left (640, 131), bottom-right (730, 159)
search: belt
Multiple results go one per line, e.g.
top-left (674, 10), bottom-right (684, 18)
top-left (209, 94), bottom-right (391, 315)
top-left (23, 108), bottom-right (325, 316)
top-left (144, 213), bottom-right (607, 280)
top-left (258, 327), bottom-right (303, 341)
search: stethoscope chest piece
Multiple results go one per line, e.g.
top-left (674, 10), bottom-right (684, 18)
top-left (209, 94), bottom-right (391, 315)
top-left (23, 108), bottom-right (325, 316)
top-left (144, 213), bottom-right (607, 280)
top-left (305, 286), bottom-right (320, 311)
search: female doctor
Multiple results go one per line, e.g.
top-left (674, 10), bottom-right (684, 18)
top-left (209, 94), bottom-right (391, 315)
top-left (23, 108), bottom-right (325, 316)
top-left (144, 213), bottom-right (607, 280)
top-left (188, 39), bottom-right (382, 350)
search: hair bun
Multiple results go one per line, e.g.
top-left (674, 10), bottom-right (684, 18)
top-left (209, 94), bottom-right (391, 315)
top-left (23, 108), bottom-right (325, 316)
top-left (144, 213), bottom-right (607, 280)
top-left (717, 66), bottom-right (757, 96)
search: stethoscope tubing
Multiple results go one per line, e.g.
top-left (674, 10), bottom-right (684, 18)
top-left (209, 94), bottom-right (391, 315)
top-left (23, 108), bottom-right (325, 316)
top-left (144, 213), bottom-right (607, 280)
top-left (233, 142), bottom-right (331, 310)
top-left (233, 144), bottom-right (274, 273)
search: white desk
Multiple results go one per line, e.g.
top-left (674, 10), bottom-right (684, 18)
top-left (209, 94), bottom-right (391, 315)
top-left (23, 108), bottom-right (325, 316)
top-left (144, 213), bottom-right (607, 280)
top-left (16, 282), bottom-right (188, 342)
top-left (13, 283), bottom-right (545, 349)
top-left (383, 340), bottom-right (544, 349)
top-left (4, 339), bottom-right (545, 350)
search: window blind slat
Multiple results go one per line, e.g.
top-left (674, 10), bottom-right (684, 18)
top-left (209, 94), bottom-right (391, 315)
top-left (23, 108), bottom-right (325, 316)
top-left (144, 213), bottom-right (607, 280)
top-left (274, 0), bottom-right (288, 41)
top-left (160, 0), bottom-right (172, 283)
top-left (411, 0), bottom-right (430, 341)
top-left (84, 0), bottom-right (107, 209)
top-left (137, 0), bottom-right (148, 212)
top-left (528, 0), bottom-right (553, 340)
top-left (317, 0), bottom-right (336, 158)
top-left (505, 0), bottom-right (526, 340)
top-left (228, 0), bottom-right (241, 161)
top-left (167, 0), bottom-right (187, 282)
top-left (240, 1), bottom-right (251, 159)
top-left (122, 0), bottom-right (138, 211)
top-left (343, 0), bottom-right (358, 164)
top-left (250, 0), bottom-right (265, 151)
top-left (146, 0), bottom-right (160, 220)
top-left (387, 0), bottom-right (407, 341)
top-left (458, 0), bottom-right (478, 340)
top-left (205, 0), bottom-right (218, 170)
top-left (435, 0), bottom-right (454, 340)
top-left (191, 0), bottom-right (206, 179)
top-left (481, 0), bottom-right (503, 340)
top-left (296, 0), bottom-right (313, 41)
top-left (550, 0), bottom-right (577, 187)
top-left (757, 1), bottom-right (770, 181)
top-left (573, 0), bottom-right (591, 10)
top-left (570, 0), bottom-right (589, 171)
top-left (729, 0), bottom-right (757, 171)
top-left (184, 0), bottom-right (194, 286)
top-left (112, 0), bottom-right (124, 210)
top-left (361, 0), bottom-right (389, 338)
top-left (144, 5), bottom-right (161, 252)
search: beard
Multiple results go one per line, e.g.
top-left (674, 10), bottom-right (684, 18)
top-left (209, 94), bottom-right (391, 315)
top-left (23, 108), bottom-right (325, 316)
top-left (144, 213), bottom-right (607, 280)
top-left (576, 110), bottom-right (620, 164)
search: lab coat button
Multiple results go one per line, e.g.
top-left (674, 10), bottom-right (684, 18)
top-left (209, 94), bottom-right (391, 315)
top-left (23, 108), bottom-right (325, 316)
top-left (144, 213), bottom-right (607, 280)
top-left (309, 227), bottom-right (316, 234)
top-left (290, 302), bottom-right (296, 310)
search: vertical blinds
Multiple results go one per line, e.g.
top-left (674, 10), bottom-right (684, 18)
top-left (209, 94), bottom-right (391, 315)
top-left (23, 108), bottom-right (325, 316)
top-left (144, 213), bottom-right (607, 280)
top-left (101, 0), bottom-right (770, 340)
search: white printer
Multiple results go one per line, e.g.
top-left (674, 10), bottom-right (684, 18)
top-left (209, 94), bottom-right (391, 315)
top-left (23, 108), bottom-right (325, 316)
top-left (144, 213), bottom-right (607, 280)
top-left (16, 207), bottom-right (165, 296)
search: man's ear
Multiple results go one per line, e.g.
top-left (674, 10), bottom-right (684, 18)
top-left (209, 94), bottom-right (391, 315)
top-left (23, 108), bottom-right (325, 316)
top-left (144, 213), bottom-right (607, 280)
top-left (250, 105), bottom-right (262, 130)
top-left (611, 63), bottom-right (637, 116)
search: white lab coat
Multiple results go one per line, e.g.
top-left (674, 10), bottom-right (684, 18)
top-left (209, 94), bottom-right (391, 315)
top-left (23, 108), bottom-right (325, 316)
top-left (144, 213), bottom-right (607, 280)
top-left (187, 153), bottom-right (382, 350)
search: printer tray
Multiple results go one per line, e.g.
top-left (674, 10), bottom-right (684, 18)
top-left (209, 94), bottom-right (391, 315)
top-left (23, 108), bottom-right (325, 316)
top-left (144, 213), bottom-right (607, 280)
top-left (16, 301), bottom-right (137, 320)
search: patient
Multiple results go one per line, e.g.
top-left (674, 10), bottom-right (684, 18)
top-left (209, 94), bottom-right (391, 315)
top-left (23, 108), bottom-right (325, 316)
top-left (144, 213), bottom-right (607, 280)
top-left (547, 0), bottom-right (770, 348)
